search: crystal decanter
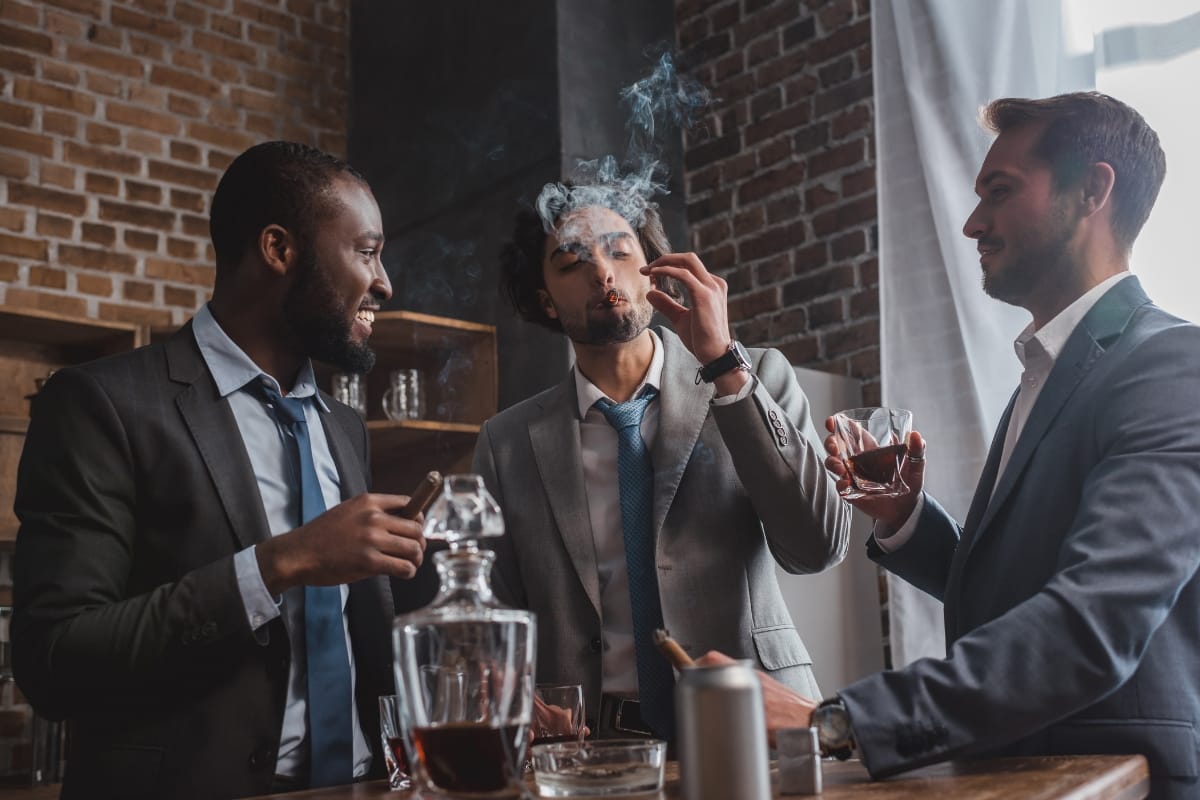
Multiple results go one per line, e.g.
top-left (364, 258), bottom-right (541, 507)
top-left (394, 474), bottom-right (536, 798)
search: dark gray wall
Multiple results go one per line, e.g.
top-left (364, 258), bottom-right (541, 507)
top-left (349, 0), bottom-right (684, 412)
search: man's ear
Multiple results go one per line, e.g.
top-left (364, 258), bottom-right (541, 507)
top-left (258, 224), bottom-right (295, 276)
top-left (1080, 161), bottom-right (1116, 220)
top-left (536, 288), bottom-right (559, 320)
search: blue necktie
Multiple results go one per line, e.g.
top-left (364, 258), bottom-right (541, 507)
top-left (259, 383), bottom-right (354, 787)
top-left (595, 386), bottom-right (675, 740)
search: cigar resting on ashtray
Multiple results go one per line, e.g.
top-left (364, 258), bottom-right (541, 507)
top-left (653, 629), bottom-right (694, 670)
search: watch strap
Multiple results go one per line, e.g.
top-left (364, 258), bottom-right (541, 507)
top-left (695, 341), bottom-right (751, 384)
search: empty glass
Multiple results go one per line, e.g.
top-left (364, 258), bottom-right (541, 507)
top-left (382, 369), bottom-right (424, 420)
top-left (331, 372), bottom-right (366, 418)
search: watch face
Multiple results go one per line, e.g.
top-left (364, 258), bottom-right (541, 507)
top-left (732, 341), bottom-right (751, 368)
top-left (817, 704), bottom-right (851, 745)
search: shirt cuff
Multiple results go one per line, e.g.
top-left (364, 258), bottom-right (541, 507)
top-left (235, 545), bottom-right (282, 632)
top-left (872, 493), bottom-right (925, 553)
top-left (711, 373), bottom-right (757, 405)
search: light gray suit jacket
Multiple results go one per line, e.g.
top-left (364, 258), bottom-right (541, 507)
top-left (473, 327), bottom-right (851, 719)
top-left (841, 278), bottom-right (1200, 799)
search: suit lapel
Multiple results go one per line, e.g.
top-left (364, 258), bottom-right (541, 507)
top-left (963, 277), bottom-right (1151, 561)
top-left (650, 329), bottom-right (712, 542)
top-left (167, 324), bottom-right (273, 551)
top-left (528, 376), bottom-right (602, 615)
top-left (320, 401), bottom-right (369, 500)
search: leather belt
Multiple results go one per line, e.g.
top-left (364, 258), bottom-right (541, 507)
top-left (596, 693), bottom-right (655, 738)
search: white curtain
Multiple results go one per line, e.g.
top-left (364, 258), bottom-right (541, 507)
top-left (873, 0), bottom-right (1200, 667)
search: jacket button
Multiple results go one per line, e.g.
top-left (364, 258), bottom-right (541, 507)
top-left (589, 637), bottom-right (602, 653)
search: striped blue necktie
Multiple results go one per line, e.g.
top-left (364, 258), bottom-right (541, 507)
top-left (595, 386), bottom-right (675, 740)
top-left (259, 383), bottom-right (354, 787)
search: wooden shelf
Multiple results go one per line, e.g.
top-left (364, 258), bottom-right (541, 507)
top-left (0, 306), bottom-right (144, 542)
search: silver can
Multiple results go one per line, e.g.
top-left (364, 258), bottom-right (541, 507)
top-left (677, 661), bottom-right (771, 800)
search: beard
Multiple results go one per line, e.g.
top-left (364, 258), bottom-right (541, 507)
top-left (560, 298), bottom-right (654, 346)
top-left (982, 199), bottom-right (1074, 307)
top-left (284, 247), bottom-right (377, 373)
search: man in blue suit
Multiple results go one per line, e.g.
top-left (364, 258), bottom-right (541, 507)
top-left (705, 92), bottom-right (1200, 799)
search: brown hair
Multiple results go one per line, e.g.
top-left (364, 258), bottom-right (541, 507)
top-left (982, 92), bottom-right (1165, 252)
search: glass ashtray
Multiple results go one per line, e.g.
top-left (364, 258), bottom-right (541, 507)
top-left (531, 739), bottom-right (666, 797)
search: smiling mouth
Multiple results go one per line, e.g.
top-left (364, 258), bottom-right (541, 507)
top-left (354, 308), bottom-right (376, 334)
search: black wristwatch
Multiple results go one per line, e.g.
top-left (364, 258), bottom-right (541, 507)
top-left (695, 341), bottom-right (751, 384)
top-left (812, 697), bottom-right (855, 760)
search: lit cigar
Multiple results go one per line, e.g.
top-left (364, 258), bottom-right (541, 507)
top-left (605, 289), bottom-right (620, 306)
top-left (653, 629), bottom-right (694, 670)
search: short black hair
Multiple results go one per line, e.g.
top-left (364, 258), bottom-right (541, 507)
top-left (983, 92), bottom-right (1165, 253)
top-left (209, 141), bottom-right (367, 271)
top-left (499, 192), bottom-right (676, 333)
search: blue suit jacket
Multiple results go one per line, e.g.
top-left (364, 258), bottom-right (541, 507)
top-left (842, 278), bottom-right (1200, 799)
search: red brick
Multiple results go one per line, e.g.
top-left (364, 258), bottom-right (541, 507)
top-left (166, 237), bottom-right (197, 259)
top-left (98, 199), bottom-right (176, 230)
top-left (64, 141), bottom-right (140, 172)
top-left (67, 44), bottom-right (144, 77)
top-left (164, 284), bottom-right (199, 308)
top-left (111, 5), bottom-right (182, 40)
top-left (778, 335), bottom-right (820, 365)
top-left (86, 70), bottom-right (123, 97)
top-left (0, 100), bottom-right (35, 127)
top-left (0, 150), bottom-right (32, 178)
top-left (782, 264), bottom-right (856, 305)
top-left (126, 130), bottom-right (164, 156)
top-left (169, 188), bottom-right (205, 212)
top-left (807, 140), bottom-right (864, 178)
top-left (0, 0), bottom-right (39, 25)
top-left (81, 222), bottom-right (116, 246)
top-left (0, 231), bottom-right (47, 260)
top-left (193, 30), bottom-right (256, 63)
top-left (0, 207), bottom-right (26, 231)
top-left (180, 214), bottom-right (209, 237)
top-left (174, 2), bottom-right (207, 26)
top-left (168, 93), bottom-right (204, 118)
top-left (246, 23), bottom-right (278, 48)
top-left (42, 110), bottom-right (77, 137)
top-left (148, 159), bottom-right (218, 190)
top-left (209, 58), bottom-right (241, 85)
top-left (4, 288), bottom-right (88, 317)
top-left (149, 64), bottom-right (221, 98)
top-left (808, 18), bottom-right (871, 64)
top-left (755, 254), bottom-right (794, 286)
top-left (106, 101), bottom-right (179, 135)
top-left (86, 121), bottom-right (122, 146)
top-left (76, 272), bottom-right (114, 296)
top-left (849, 286), bottom-right (878, 319)
top-left (125, 180), bottom-right (163, 205)
top-left (29, 265), bottom-right (68, 289)
top-left (85, 172), bottom-right (120, 195)
top-left (831, 230), bottom-right (866, 260)
top-left (0, 48), bottom-right (36, 76)
top-left (739, 221), bottom-right (807, 262)
top-left (35, 213), bottom-right (73, 238)
top-left (124, 229), bottom-right (159, 251)
top-left (145, 257), bottom-right (214, 286)
top-left (59, 243), bottom-right (137, 273)
top-left (738, 162), bottom-right (806, 205)
top-left (99, 302), bottom-right (172, 326)
top-left (12, 77), bottom-right (96, 116)
top-left (41, 162), bottom-right (76, 190)
top-left (123, 279), bottom-right (156, 302)
top-left (185, 120), bottom-right (255, 152)
top-left (0, 22), bottom-right (53, 54)
top-left (841, 165), bottom-right (874, 197)
top-left (43, 0), bottom-right (103, 17)
top-left (0, 126), bottom-right (54, 157)
top-left (812, 194), bottom-right (876, 237)
top-left (9, 183), bottom-right (86, 215)
top-left (0, 260), bottom-right (19, 281)
top-left (728, 286), bottom-right (781, 322)
top-left (206, 149), bottom-right (235, 171)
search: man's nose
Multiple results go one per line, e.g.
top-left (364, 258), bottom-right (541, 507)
top-left (963, 204), bottom-right (986, 240)
top-left (590, 254), bottom-right (616, 286)
top-left (371, 260), bottom-right (392, 302)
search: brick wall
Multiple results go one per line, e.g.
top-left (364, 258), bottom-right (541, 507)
top-left (0, 0), bottom-right (350, 778)
top-left (676, 0), bottom-right (879, 404)
top-left (0, 0), bottom-right (350, 329)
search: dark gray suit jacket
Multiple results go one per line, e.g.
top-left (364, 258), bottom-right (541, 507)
top-left (473, 327), bottom-right (851, 720)
top-left (12, 324), bottom-right (395, 799)
top-left (842, 278), bottom-right (1200, 799)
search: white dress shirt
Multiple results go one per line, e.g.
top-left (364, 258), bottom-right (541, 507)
top-left (192, 304), bottom-right (372, 780)
top-left (875, 273), bottom-right (1133, 552)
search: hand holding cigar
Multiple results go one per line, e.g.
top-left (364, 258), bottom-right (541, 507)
top-left (399, 470), bottom-right (442, 520)
top-left (653, 629), bottom-right (694, 671)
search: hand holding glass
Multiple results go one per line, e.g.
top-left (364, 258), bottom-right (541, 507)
top-left (532, 684), bottom-right (586, 746)
top-left (829, 407), bottom-right (914, 498)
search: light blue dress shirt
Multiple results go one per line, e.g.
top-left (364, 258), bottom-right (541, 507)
top-left (192, 304), bottom-right (371, 780)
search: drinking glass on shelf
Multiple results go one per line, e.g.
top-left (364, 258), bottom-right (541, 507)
top-left (829, 407), bottom-right (914, 499)
top-left (382, 369), bottom-right (425, 420)
top-left (378, 694), bottom-right (411, 790)
top-left (331, 372), bottom-right (366, 418)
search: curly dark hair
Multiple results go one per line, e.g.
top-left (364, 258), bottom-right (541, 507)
top-left (498, 194), bottom-right (679, 333)
top-left (209, 140), bottom-right (367, 271)
top-left (983, 92), bottom-right (1165, 253)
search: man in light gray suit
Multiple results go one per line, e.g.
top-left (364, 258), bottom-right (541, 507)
top-left (473, 181), bottom-right (851, 740)
top-left (709, 93), bottom-right (1200, 799)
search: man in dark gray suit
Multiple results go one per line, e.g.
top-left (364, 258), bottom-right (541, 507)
top-left (710, 93), bottom-right (1200, 799)
top-left (13, 142), bottom-right (426, 798)
top-left (474, 182), bottom-right (851, 741)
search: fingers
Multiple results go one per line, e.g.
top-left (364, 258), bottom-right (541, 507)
top-left (694, 650), bottom-right (736, 667)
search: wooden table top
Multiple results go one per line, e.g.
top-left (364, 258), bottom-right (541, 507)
top-left (250, 754), bottom-right (1149, 799)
